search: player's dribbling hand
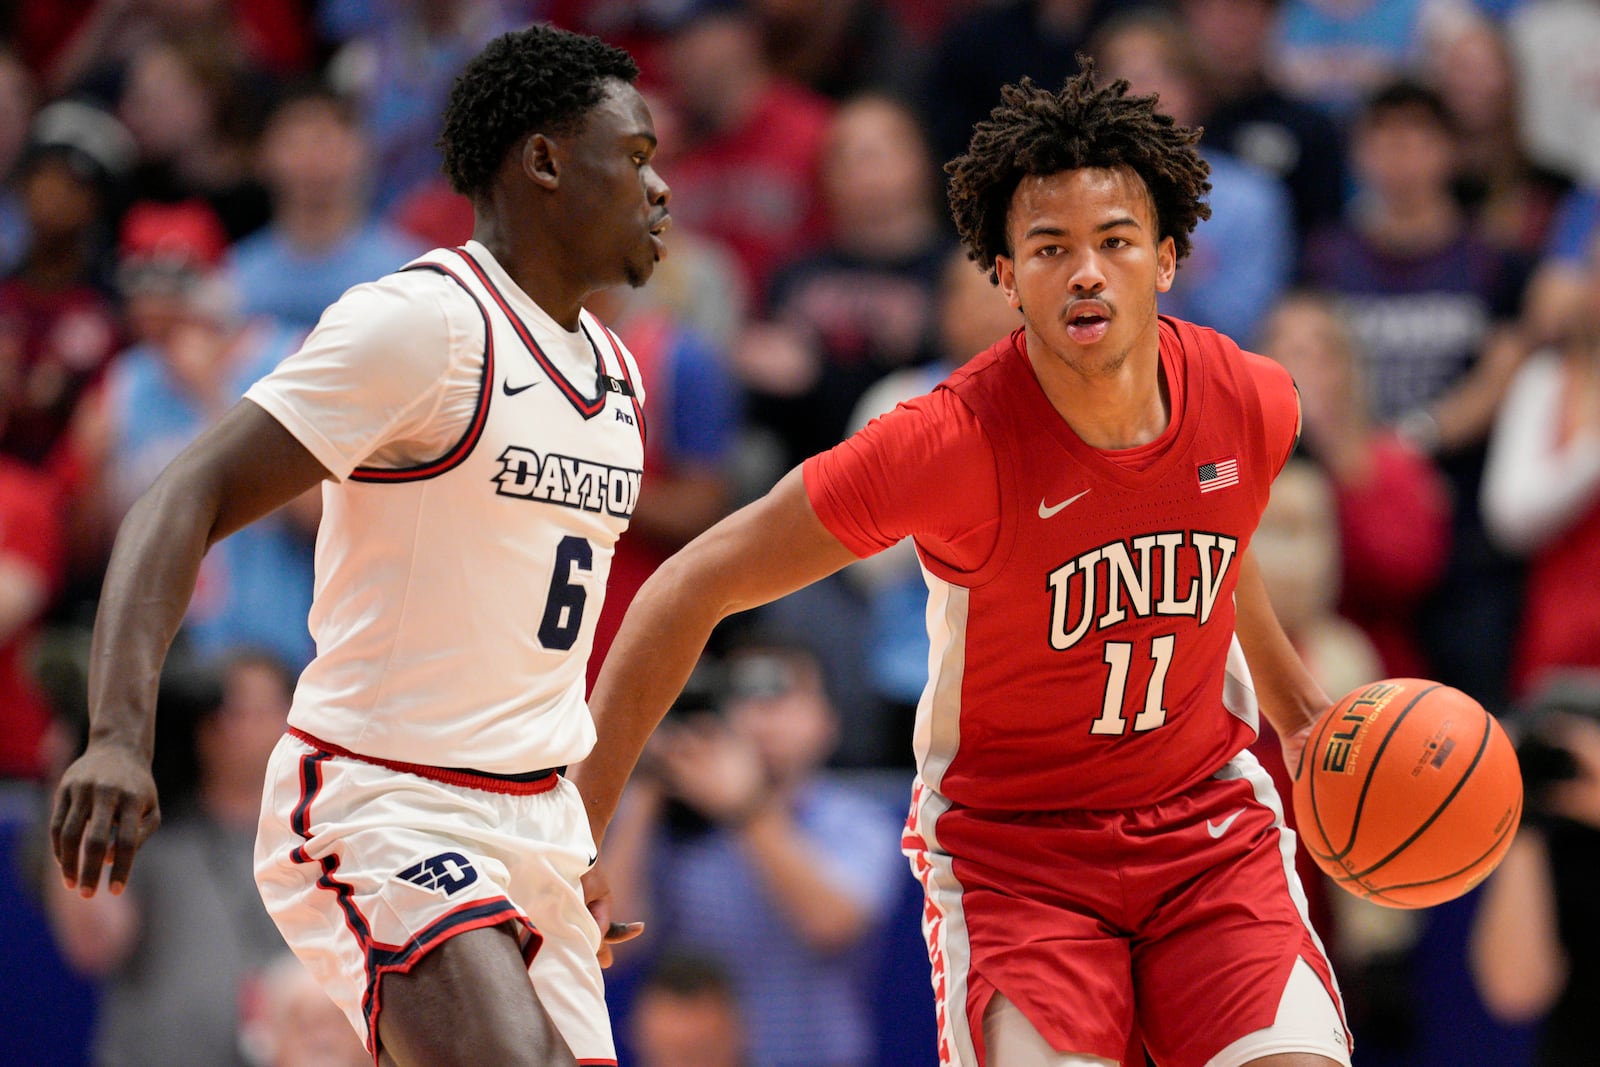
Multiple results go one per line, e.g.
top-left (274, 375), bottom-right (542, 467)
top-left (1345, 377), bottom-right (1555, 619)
top-left (1281, 719), bottom-right (1317, 781)
top-left (49, 743), bottom-right (160, 897)
top-left (581, 860), bottom-right (644, 969)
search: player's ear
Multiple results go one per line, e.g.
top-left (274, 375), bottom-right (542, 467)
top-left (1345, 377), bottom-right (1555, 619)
top-left (994, 255), bottom-right (1022, 311)
top-left (522, 133), bottom-right (560, 190)
top-left (1155, 235), bottom-right (1176, 293)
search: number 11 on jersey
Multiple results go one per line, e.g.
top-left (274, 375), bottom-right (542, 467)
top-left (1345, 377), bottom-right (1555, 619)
top-left (1089, 634), bottom-right (1175, 735)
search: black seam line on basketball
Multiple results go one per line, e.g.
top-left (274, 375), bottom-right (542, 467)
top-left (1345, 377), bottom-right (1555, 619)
top-left (1355, 793), bottom-right (1523, 900)
top-left (1312, 683), bottom-right (1440, 861)
top-left (1326, 792), bottom-right (1524, 907)
top-left (1345, 706), bottom-right (1491, 880)
top-left (1307, 713), bottom-right (1338, 858)
top-left (1326, 865), bottom-right (1419, 909)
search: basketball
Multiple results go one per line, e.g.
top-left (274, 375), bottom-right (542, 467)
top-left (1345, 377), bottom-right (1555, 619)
top-left (1292, 678), bottom-right (1523, 909)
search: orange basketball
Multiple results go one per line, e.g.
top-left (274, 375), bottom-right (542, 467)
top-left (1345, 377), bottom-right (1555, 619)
top-left (1292, 678), bottom-right (1523, 909)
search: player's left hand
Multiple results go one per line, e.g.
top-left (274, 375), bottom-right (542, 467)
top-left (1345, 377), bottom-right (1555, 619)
top-left (581, 861), bottom-right (643, 968)
top-left (1281, 719), bottom-right (1316, 781)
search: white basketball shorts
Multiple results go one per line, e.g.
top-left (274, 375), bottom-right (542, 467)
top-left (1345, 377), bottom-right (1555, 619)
top-left (254, 730), bottom-right (615, 1065)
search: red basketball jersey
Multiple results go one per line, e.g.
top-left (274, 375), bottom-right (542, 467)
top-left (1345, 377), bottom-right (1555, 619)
top-left (804, 317), bottom-right (1300, 811)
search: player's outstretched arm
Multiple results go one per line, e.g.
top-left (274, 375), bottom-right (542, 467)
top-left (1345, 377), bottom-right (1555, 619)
top-left (50, 400), bottom-right (330, 897)
top-left (1234, 546), bottom-right (1331, 776)
top-left (573, 466), bottom-right (860, 847)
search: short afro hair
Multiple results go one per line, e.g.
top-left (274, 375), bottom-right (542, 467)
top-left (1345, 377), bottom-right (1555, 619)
top-left (946, 59), bottom-right (1212, 278)
top-left (440, 23), bottom-right (639, 199)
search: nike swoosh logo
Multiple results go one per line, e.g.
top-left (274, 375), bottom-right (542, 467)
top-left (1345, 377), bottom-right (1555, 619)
top-left (502, 379), bottom-right (540, 396)
top-left (1206, 811), bottom-right (1243, 838)
top-left (1038, 488), bottom-right (1091, 518)
top-left (586, 852), bottom-right (599, 868)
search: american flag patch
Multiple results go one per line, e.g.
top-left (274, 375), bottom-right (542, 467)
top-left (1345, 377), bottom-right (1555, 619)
top-left (1197, 457), bottom-right (1239, 493)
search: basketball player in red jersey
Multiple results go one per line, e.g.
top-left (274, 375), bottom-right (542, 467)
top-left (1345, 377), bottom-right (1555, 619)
top-left (52, 25), bottom-right (669, 1067)
top-left (575, 65), bottom-right (1352, 1067)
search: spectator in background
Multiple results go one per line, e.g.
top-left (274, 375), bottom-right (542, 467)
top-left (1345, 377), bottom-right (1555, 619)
top-left (1271, 0), bottom-right (1434, 122)
top-left (1257, 290), bottom-right (1451, 681)
top-left (239, 952), bottom-right (370, 1067)
top-left (749, 0), bottom-right (918, 102)
top-left (1423, 8), bottom-right (1570, 259)
top-left (1250, 457), bottom-right (1382, 721)
top-left (114, 35), bottom-right (273, 240)
top-left (1481, 233), bottom-right (1600, 698)
top-left (43, 649), bottom-right (295, 1067)
top-left (919, 0), bottom-right (1108, 166)
top-left (323, 0), bottom-right (518, 214)
top-left (0, 359), bottom-right (67, 783)
top-left (654, 0), bottom-right (833, 300)
top-left (743, 93), bottom-right (953, 474)
top-left (1092, 8), bottom-right (1294, 347)
top-left (1524, 183), bottom-right (1600, 347)
top-left (1471, 678), bottom-right (1600, 1067)
top-left (841, 248), bottom-right (1019, 766)
top-left (228, 85), bottom-right (423, 332)
top-left (603, 636), bottom-right (906, 1067)
top-left (1177, 0), bottom-right (1349, 244)
top-left (1301, 79), bottom-right (1529, 709)
top-left (1507, 0), bottom-right (1600, 189)
top-left (0, 49), bottom-right (38, 276)
top-left (628, 954), bottom-right (749, 1067)
top-left (28, 0), bottom-right (311, 96)
top-left (0, 100), bottom-right (129, 470)
top-left (86, 200), bottom-right (316, 670)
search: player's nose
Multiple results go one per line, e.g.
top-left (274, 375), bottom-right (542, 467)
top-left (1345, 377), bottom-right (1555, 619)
top-left (645, 166), bottom-right (670, 207)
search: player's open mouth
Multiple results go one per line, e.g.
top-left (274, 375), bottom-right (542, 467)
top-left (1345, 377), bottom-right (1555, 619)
top-left (1065, 304), bottom-right (1110, 344)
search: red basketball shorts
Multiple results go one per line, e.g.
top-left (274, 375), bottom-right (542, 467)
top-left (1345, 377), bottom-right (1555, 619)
top-left (903, 748), bottom-right (1351, 1067)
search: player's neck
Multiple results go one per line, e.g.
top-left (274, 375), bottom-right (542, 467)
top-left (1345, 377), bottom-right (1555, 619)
top-left (1025, 328), bottom-right (1171, 451)
top-left (472, 222), bottom-right (586, 331)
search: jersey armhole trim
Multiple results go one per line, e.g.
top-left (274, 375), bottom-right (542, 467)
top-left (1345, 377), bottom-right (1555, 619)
top-left (348, 261), bottom-right (493, 484)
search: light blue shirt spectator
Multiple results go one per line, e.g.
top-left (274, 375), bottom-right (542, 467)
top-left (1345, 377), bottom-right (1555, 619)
top-left (228, 220), bottom-right (423, 332)
top-left (1274, 0), bottom-right (1430, 120)
top-left (1161, 149), bottom-right (1294, 349)
top-left (653, 778), bottom-right (907, 1067)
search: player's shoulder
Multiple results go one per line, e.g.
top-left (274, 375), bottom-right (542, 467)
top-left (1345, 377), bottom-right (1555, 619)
top-left (335, 251), bottom-right (482, 330)
top-left (1162, 314), bottom-right (1291, 390)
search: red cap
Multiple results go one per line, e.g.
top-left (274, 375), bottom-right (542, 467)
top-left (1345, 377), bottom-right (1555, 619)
top-left (118, 200), bottom-right (229, 268)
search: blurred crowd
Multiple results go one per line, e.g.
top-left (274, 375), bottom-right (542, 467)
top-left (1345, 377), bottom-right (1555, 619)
top-left (3, 0), bottom-right (1600, 1065)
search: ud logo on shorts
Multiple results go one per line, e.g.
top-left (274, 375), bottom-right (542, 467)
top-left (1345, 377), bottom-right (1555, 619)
top-left (396, 851), bottom-right (479, 896)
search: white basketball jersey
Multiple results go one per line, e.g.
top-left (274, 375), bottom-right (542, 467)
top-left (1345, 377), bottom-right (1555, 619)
top-left (254, 244), bottom-right (646, 773)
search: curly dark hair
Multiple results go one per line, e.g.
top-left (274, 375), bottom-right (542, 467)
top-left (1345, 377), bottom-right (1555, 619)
top-left (946, 59), bottom-right (1212, 277)
top-left (440, 24), bottom-right (639, 199)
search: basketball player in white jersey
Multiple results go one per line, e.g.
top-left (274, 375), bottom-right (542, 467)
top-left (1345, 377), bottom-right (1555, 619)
top-left (50, 25), bottom-right (669, 1067)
